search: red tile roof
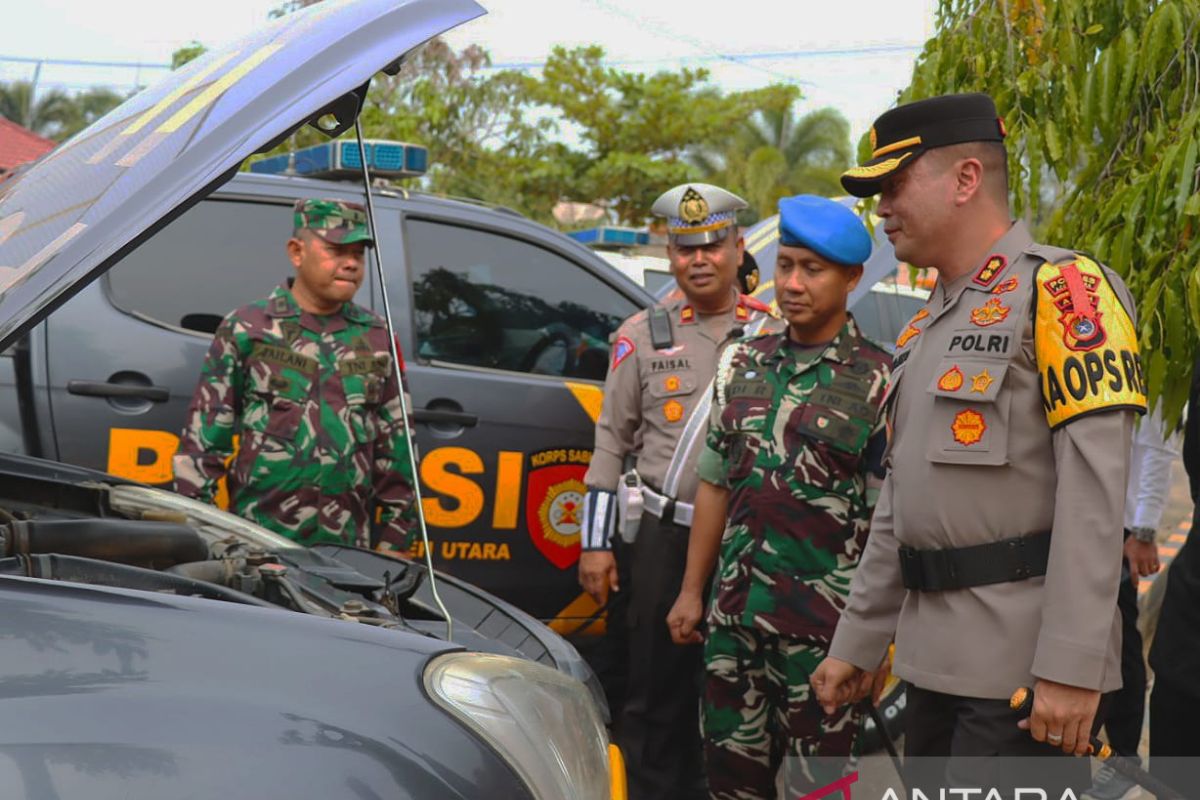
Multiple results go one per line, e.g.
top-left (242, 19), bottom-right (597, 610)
top-left (0, 117), bottom-right (55, 173)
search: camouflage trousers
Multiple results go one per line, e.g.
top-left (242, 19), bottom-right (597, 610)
top-left (702, 625), bottom-right (859, 800)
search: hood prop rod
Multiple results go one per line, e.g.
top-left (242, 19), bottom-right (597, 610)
top-left (353, 119), bottom-right (452, 643)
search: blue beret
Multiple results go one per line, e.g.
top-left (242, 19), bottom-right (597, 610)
top-left (777, 195), bottom-right (872, 266)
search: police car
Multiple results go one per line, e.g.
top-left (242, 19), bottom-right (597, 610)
top-left (0, 150), bottom-right (657, 647)
top-left (0, 1), bottom-right (631, 796)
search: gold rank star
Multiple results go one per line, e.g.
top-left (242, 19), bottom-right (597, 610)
top-left (970, 369), bottom-right (994, 394)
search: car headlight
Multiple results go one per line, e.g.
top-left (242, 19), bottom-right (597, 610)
top-left (424, 652), bottom-right (615, 800)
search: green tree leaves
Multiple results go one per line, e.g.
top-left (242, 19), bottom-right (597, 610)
top-left (0, 81), bottom-right (124, 142)
top-left (904, 0), bottom-right (1200, 426)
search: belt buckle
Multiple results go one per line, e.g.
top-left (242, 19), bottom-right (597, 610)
top-left (898, 547), bottom-right (921, 589)
top-left (1008, 537), bottom-right (1030, 580)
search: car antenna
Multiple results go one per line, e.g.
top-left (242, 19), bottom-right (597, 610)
top-left (353, 118), bottom-right (453, 643)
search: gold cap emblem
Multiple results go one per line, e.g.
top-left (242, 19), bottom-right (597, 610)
top-left (869, 126), bottom-right (877, 151)
top-left (678, 187), bottom-right (710, 225)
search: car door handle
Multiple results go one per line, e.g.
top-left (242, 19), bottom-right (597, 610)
top-left (67, 380), bottom-right (170, 403)
top-left (412, 408), bottom-right (478, 427)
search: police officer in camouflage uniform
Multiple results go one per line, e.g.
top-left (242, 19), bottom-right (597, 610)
top-left (666, 195), bottom-right (890, 799)
top-left (174, 198), bottom-right (415, 549)
top-left (580, 183), bottom-right (777, 800)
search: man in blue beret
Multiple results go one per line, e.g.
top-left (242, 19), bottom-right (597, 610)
top-left (667, 194), bottom-right (892, 798)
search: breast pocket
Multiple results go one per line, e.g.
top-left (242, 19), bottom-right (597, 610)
top-left (924, 358), bottom-right (1011, 466)
top-left (720, 389), bottom-right (772, 481)
top-left (647, 371), bottom-right (698, 426)
top-left (340, 373), bottom-right (385, 445)
top-left (244, 359), bottom-right (312, 443)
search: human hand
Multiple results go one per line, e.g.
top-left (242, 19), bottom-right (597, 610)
top-left (666, 590), bottom-right (705, 645)
top-left (578, 550), bottom-right (619, 604)
top-left (1124, 536), bottom-right (1160, 588)
top-left (1016, 679), bottom-right (1101, 756)
top-left (811, 657), bottom-right (866, 715)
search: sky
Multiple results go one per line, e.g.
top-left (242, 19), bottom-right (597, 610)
top-left (2, 0), bottom-right (938, 142)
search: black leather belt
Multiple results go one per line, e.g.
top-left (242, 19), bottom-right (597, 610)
top-left (898, 532), bottom-right (1052, 591)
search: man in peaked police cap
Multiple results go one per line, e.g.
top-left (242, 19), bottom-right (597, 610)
top-left (811, 93), bottom-right (1147, 793)
top-left (579, 182), bottom-right (778, 799)
top-left (667, 195), bottom-right (891, 799)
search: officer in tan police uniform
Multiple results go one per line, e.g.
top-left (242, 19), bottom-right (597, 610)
top-left (811, 94), bottom-right (1147, 794)
top-left (580, 183), bottom-right (777, 800)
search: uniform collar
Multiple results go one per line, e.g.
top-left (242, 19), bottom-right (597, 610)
top-left (676, 289), bottom-right (761, 325)
top-left (761, 315), bottom-right (862, 367)
top-left (267, 280), bottom-right (377, 331)
top-left (962, 219), bottom-right (1033, 293)
top-left (929, 220), bottom-right (1033, 314)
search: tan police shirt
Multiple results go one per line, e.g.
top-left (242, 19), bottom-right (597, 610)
top-left (829, 221), bottom-right (1146, 698)
top-left (585, 292), bottom-right (779, 508)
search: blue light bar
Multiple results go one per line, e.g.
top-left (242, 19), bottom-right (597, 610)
top-left (568, 226), bottom-right (650, 248)
top-left (250, 139), bottom-right (428, 180)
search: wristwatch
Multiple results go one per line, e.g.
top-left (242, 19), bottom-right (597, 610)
top-left (1131, 526), bottom-right (1157, 543)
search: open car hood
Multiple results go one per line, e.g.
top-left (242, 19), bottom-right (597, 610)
top-left (0, 0), bottom-right (485, 351)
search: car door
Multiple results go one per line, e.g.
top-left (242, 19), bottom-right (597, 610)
top-left (384, 208), bottom-right (645, 627)
top-left (41, 197), bottom-right (304, 487)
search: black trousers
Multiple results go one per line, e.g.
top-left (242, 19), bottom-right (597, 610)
top-left (903, 685), bottom-right (1094, 797)
top-left (1149, 677), bottom-right (1200, 790)
top-left (1098, 539), bottom-right (1146, 758)
top-left (614, 515), bottom-right (706, 800)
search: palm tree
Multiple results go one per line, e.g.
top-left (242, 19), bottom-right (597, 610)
top-left (57, 87), bottom-right (126, 140)
top-left (690, 106), bottom-right (853, 223)
top-left (0, 82), bottom-right (125, 142)
top-left (0, 81), bottom-right (76, 140)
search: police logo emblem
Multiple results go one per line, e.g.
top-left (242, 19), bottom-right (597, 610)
top-left (992, 276), bottom-right (1020, 295)
top-left (678, 187), bottom-right (710, 224)
top-left (1060, 310), bottom-right (1107, 351)
top-left (611, 336), bottom-right (635, 370)
top-left (970, 369), bottom-right (994, 394)
top-left (951, 409), bottom-right (987, 446)
top-left (937, 365), bottom-right (964, 392)
top-left (896, 308), bottom-right (930, 348)
top-left (970, 297), bottom-right (1011, 327)
top-left (538, 479), bottom-right (586, 548)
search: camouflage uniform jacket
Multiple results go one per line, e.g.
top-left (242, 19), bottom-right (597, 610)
top-left (174, 282), bottom-right (415, 548)
top-left (697, 317), bottom-right (891, 640)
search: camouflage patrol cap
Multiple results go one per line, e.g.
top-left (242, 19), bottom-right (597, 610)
top-left (293, 198), bottom-right (374, 245)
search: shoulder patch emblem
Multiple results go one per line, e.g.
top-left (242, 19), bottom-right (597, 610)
top-left (896, 308), bottom-right (931, 348)
top-left (970, 297), bottom-right (1011, 327)
top-left (951, 409), bottom-right (987, 446)
top-left (1036, 257), bottom-right (1147, 429)
top-left (937, 365), bottom-right (964, 392)
top-left (969, 369), bottom-right (994, 394)
top-left (611, 336), bottom-right (635, 371)
top-left (973, 254), bottom-right (1007, 287)
top-left (991, 276), bottom-right (1020, 294)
